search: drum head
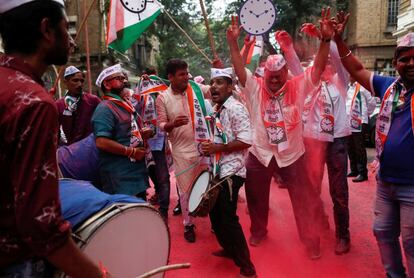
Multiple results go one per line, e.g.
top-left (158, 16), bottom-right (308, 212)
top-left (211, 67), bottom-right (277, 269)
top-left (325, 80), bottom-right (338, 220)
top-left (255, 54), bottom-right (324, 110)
top-left (188, 171), bottom-right (211, 213)
top-left (77, 204), bottom-right (169, 278)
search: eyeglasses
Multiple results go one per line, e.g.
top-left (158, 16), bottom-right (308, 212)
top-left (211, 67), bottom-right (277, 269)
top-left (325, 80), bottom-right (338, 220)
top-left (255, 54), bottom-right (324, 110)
top-left (107, 75), bottom-right (126, 82)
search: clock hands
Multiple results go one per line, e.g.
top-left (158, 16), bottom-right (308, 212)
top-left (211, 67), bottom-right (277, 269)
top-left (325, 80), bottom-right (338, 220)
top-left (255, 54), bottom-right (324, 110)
top-left (257, 10), bottom-right (269, 17)
top-left (249, 9), bottom-right (269, 18)
top-left (249, 10), bottom-right (259, 17)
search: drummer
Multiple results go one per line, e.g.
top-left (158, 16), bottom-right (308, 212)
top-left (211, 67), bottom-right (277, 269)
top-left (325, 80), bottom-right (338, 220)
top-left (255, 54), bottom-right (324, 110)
top-left (200, 68), bottom-right (256, 278)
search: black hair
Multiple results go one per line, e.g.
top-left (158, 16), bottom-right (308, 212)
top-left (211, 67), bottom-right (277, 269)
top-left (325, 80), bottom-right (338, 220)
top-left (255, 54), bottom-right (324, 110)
top-left (143, 66), bottom-right (157, 75)
top-left (394, 47), bottom-right (412, 63)
top-left (0, 0), bottom-right (65, 55)
top-left (166, 59), bottom-right (188, 76)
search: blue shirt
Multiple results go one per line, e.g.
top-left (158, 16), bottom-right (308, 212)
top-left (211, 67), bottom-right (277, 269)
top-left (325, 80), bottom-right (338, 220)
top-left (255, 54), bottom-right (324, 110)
top-left (373, 75), bottom-right (414, 184)
top-left (92, 100), bottom-right (149, 195)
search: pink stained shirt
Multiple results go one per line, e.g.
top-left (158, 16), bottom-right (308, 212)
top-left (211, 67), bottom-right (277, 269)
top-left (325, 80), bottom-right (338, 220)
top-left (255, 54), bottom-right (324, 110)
top-left (240, 68), bottom-right (317, 168)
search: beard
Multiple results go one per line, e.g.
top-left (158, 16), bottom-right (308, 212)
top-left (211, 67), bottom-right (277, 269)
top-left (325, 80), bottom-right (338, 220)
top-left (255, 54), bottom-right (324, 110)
top-left (110, 86), bottom-right (124, 95)
top-left (45, 29), bottom-right (70, 65)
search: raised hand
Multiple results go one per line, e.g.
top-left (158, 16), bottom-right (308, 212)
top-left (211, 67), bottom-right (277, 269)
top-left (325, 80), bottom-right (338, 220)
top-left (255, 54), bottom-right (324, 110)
top-left (300, 23), bottom-right (321, 39)
top-left (319, 7), bottom-right (336, 40)
top-left (244, 34), bottom-right (256, 49)
top-left (275, 30), bottom-right (293, 50)
top-left (212, 57), bottom-right (224, 69)
top-left (334, 11), bottom-right (350, 39)
top-left (226, 15), bottom-right (242, 42)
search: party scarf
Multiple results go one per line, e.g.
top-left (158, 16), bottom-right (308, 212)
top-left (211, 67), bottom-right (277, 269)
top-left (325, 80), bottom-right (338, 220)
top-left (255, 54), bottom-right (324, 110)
top-left (259, 79), bottom-right (289, 151)
top-left (375, 79), bottom-right (414, 159)
top-left (210, 106), bottom-right (229, 177)
top-left (317, 82), bottom-right (335, 141)
top-left (63, 92), bottom-right (81, 115)
top-left (349, 83), bottom-right (363, 132)
top-left (103, 93), bottom-right (144, 162)
top-left (186, 80), bottom-right (211, 142)
top-left (141, 93), bottom-right (157, 133)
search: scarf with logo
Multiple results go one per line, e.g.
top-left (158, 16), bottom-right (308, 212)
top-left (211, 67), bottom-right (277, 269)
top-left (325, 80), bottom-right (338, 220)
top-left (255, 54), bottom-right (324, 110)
top-left (349, 83), bottom-right (363, 132)
top-left (259, 79), bottom-right (289, 151)
top-left (375, 79), bottom-right (414, 159)
top-left (63, 92), bottom-right (81, 116)
top-left (103, 93), bottom-right (154, 166)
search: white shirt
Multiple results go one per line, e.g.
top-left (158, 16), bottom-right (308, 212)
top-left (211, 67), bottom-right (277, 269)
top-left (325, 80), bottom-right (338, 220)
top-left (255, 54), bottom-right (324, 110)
top-left (213, 95), bottom-right (252, 178)
top-left (346, 82), bottom-right (378, 130)
top-left (304, 77), bottom-right (351, 140)
top-left (240, 68), bottom-right (317, 167)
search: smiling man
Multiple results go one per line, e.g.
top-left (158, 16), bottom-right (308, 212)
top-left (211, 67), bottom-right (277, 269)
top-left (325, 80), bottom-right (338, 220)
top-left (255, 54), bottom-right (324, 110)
top-left (335, 8), bottom-right (414, 277)
top-left (334, 11), bottom-right (414, 277)
top-left (56, 66), bottom-right (101, 145)
top-left (200, 68), bottom-right (256, 278)
top-left (156, 58), bottom-right (212, 243)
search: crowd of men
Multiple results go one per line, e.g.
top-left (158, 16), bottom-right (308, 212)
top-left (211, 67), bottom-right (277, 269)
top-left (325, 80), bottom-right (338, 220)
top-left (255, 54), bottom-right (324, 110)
top-left (1, 1), bottom-right (414, 278)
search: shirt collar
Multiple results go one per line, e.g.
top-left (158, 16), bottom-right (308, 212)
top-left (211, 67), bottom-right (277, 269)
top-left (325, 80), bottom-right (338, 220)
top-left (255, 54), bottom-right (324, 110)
top-left (214, 94), bottom-right (235, 111)
top-left (0, 55), bottom-right (44, 86)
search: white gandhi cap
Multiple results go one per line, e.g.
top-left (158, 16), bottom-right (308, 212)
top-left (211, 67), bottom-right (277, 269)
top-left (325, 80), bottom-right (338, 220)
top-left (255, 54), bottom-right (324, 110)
top-left (0, 0), bottom-right (65, 13)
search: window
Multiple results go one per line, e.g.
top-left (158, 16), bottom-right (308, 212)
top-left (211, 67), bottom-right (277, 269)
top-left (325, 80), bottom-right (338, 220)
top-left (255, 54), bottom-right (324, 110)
top-left (387, 0), bottom-right (400, 27)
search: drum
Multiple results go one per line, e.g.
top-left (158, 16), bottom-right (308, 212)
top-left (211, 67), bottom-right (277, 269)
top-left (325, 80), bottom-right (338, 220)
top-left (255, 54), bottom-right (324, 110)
top-left (188, 171), bottom-right (221, 217)
top-left (58, 203), bottom-right (170, 278)
top-left (57, 134), bottom-right (100, 183)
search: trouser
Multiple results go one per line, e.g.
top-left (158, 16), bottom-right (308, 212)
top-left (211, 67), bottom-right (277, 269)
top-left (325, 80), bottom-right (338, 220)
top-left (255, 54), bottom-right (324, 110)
top-left (347, 124), bottom-right (368, 177)
top-left (148, 149), bottom-right (171, 214)
top-left (304, 137), bottom-right (350, 240)
top-left (245, 153), bottom-right (320, 249)
top-left (373, 176), bottom-right (414, 278)
top-left (209, 175), bottom-right (256, 276)
top-left (178, 189), bottom-right (193, 226)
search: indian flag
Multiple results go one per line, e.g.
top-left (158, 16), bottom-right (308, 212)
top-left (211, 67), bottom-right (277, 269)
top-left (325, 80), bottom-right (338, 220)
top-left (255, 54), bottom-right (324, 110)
top-left (241, 35), bottom-right (264, 66)
top-left (106, 0), bottom-right (162, 53)
top-left (137, 75), bottom-right (169, 95)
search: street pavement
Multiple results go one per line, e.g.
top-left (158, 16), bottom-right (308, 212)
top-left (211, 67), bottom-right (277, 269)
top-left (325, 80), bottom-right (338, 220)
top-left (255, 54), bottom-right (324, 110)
top-left (158, 147), bottom-right (385, 277)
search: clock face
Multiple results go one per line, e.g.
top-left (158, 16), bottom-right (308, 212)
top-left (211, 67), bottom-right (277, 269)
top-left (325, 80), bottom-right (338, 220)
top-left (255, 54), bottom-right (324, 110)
top-left (239, 0), bottom-right (277, 35)
top-left (275, 126), bottom-right (285, 141)
top-left (320, 117), bottom-right (333, 132)
top-left (120, 0), bottom-right (147, 14)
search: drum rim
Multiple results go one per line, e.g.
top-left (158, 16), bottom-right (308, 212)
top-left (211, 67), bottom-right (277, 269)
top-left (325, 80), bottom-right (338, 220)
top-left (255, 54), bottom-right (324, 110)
top-left (188, 170), bottom-right (212, 214)
top-left (73, 203), bottom-right (171, 275)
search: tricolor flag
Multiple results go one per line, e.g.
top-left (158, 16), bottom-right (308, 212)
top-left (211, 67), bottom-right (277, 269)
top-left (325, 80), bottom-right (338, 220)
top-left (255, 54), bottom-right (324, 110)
top-left (106, 0), bottom-right (162, 52)
top-left (137, 75), bottom-right (169, 95)
top-left (241, 36), bottom-right (264, 65)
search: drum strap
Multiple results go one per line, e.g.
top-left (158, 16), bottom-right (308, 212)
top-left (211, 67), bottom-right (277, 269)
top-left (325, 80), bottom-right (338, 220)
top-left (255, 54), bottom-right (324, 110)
top-left (205, 176), bottom-right (233, 202)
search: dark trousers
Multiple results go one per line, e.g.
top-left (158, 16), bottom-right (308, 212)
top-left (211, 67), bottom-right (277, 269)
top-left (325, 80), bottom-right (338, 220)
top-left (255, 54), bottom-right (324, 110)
top-left (148, 149), bottom-right (171, 214)
top-left (347, 124), bottom-right (368, 177)
top-left (245, 153), bottom-right (320, 250)
top-left (209, 175), bottom-right (256, 276)
top-left (304, 137), bottom-right (350, 240)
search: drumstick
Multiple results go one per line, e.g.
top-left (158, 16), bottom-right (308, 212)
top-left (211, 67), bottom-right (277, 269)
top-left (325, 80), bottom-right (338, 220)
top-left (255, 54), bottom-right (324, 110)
top-left (135, 263), bottom-right (191, 278)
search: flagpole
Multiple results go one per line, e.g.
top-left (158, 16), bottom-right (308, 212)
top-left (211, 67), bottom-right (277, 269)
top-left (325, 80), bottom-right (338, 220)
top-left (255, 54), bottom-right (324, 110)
top-left (198, 0), bottom-right (217, 59)
top-left (161, 9), bottom-right (212, 64)
top-left (84, 0), bottom-right (93, 94)
top-left (52, 0), bottom-right (98, 93)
